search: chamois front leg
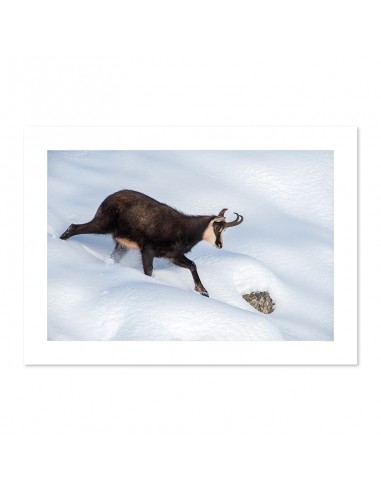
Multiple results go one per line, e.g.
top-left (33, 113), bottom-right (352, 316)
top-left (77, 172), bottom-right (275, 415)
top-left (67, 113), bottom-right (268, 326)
top-left (171, 254), bottom-right (209, 297)
top-left (141, 245), bottom-right (155, 277)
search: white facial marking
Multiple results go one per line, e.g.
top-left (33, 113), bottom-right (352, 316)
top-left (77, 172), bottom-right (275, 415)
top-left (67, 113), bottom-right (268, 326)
top-left (202, 220), bottom-right (217, 246)
top-left (202, 220), bottom-right (225, 248)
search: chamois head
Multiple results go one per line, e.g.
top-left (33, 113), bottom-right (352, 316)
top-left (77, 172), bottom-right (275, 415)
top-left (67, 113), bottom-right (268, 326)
top-left (204, 208), bottom-right (244, 249)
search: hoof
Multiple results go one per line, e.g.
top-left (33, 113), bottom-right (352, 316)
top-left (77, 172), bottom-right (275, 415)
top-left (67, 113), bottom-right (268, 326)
top-left (200, 291), bottom-right (209, 297)
top-left (60, 224), bottom-right (75, 240)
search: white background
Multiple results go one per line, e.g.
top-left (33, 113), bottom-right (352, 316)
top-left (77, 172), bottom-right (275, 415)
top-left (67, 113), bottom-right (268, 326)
top-left (1, 1), bottom-right (378, 491)
top-left (25, 128), bottom-right (355, 362)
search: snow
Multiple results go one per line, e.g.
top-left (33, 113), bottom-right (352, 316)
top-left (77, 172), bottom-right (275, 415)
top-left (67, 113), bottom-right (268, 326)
top-left (47, 150), bottom-right (333, 341)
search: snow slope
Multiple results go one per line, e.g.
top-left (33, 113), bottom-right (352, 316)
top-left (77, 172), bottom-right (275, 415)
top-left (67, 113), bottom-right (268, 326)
top-left (47, 150), bottom-right (333, 341)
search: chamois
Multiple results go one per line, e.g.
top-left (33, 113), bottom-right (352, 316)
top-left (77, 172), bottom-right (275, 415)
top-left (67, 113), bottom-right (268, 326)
top-left (60, 190), bottom-right (244, 297)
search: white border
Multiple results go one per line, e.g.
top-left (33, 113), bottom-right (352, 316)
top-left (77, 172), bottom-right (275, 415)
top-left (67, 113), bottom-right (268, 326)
top-left (23, 126), bottom-right (357, 365)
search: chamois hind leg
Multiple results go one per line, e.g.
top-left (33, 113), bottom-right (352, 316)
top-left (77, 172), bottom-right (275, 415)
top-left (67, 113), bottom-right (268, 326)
top-left (170, 254), bottom-right (209, 297)
top-left (60, 218), bottom-right (106, 240)
top-left (60, 201), bottom-right (115, 240)
top-left (110, 242), bottom-right (128, 263)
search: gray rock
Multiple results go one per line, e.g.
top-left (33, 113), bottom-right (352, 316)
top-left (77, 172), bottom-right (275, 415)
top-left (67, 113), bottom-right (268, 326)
top-left (242, 291), bottom-right (275, 314)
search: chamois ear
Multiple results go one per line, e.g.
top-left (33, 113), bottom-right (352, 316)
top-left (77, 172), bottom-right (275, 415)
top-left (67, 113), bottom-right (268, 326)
top-left (218, 208), bottom-right (228, 217)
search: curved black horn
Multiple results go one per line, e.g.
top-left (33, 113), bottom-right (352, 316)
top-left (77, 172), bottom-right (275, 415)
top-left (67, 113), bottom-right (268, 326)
top-left (218, 208), bottom-right (228, 217)
top-left (225, 212), bottom-right (244, 227)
